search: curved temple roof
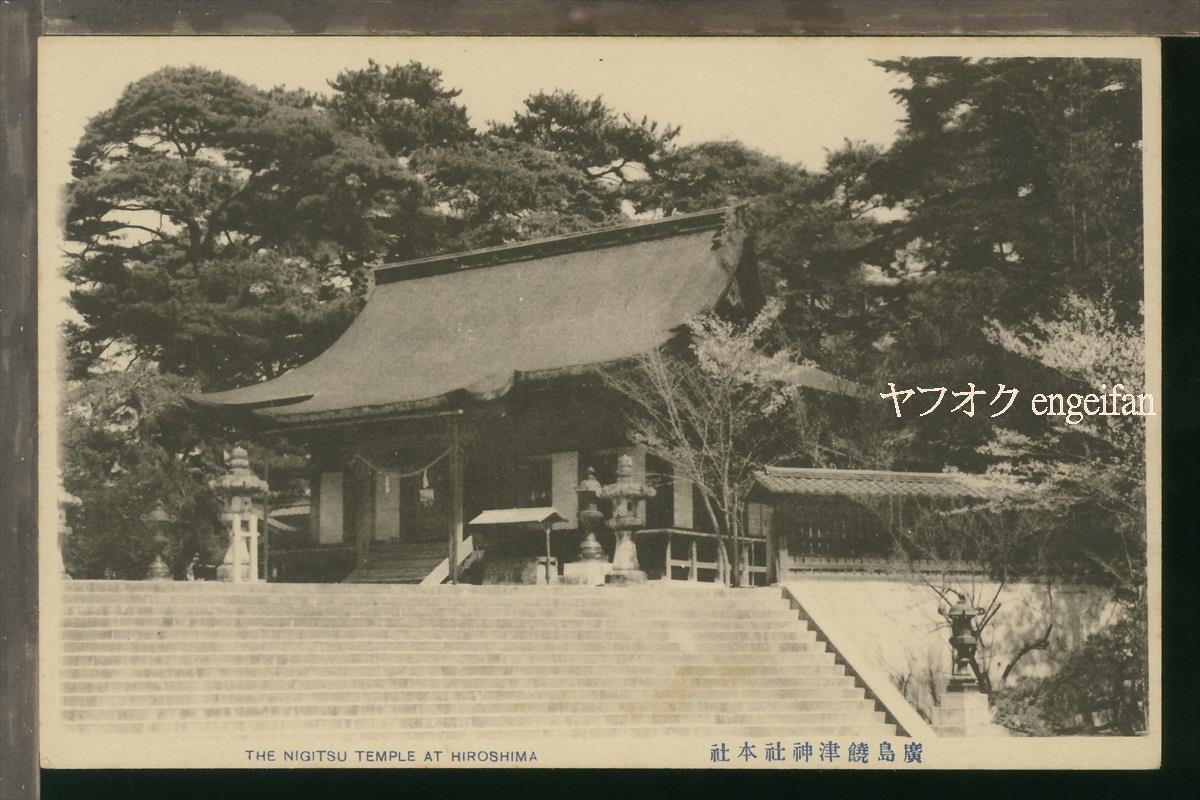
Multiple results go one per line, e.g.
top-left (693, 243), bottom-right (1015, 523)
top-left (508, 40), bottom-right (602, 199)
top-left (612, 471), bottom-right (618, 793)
top-left (195, 208), bottom-right (769, 426)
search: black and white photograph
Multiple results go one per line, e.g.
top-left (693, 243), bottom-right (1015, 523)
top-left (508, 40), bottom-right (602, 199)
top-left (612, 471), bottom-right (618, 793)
top-left (35, 34), bottom-right (1160, 769)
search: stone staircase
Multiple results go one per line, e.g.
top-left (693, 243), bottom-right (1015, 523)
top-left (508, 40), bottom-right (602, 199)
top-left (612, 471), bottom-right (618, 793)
top-left (53, 581), bottom-right (907, 741)
top-left (343, 542), bottom-right (450, 584)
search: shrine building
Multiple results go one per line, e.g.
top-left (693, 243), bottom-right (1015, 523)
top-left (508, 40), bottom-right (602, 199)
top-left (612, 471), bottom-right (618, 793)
top-left (194, 208), bottom-right (980, 586)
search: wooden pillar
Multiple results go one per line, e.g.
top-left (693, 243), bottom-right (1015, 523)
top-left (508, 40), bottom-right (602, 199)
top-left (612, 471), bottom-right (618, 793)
top-left (364, 464), bottom-right (375, 557)
top-left (262, 459), bottom-right (270, 581)
top-left (764, 504), bottom-right (777, 584)
top-left (353, 461), bottom-right (371, 565)
top-left (449, 417), bottom-right (463, 584)
top-left (780, 526), bottom-right (790, 579)
top-left (664, 530), bottom-right (672, 581)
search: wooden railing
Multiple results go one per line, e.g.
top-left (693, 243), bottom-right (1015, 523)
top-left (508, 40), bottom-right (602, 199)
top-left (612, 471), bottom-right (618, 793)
top-left (651, 529), bottom-right (769, 586)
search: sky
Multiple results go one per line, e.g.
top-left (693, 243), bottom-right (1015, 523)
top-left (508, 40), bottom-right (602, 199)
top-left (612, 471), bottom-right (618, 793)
top-left (39, 37), bottom-right (912, 181)
top-left (40, 35), bottom-right (1155, 238)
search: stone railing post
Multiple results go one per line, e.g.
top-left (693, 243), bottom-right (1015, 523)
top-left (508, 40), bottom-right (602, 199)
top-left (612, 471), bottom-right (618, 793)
top-left (210, 446), bottom-right (268, 583)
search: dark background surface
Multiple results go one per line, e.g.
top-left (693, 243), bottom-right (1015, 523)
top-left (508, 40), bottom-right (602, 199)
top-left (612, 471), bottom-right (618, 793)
top-left (34, 0), bottom-right (1200, 36)
top-left (3, 2), bottom-right (1198, 797)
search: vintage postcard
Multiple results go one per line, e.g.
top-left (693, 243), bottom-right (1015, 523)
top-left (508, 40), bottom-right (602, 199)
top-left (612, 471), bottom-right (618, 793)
top-left (36, 35), bottom-right (1161, 770)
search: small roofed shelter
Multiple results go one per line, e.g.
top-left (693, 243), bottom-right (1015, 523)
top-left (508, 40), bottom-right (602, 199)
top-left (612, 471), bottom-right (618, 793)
top-left (194, 207), bottom-right (854, 584)
top-left (469, 508), bottom-right (567, 584)
top-left (748, 467), bottom-right (1004, 582)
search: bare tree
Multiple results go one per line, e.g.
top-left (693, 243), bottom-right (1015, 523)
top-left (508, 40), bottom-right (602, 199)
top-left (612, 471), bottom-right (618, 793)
top-left (602, 299), bottom-right (839, 585)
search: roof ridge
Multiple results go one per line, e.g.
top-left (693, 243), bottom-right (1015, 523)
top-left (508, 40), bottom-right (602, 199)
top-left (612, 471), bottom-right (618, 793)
top-left (373, 207), bottom-right (733, 285)
top-left (761, 466), bottom-right (976, 479)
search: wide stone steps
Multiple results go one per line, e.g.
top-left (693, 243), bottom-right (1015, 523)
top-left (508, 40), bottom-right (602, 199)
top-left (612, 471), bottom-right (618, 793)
top-left (52, 581), bottom-right (900, 741)
top-left (64, 698), bottom-right (880, 721)
top-left (60, 671), bottom-right (849, 690)
top-left (62, 720), bottom-right (894, 739)
top-left (62, 685), bottom-right (868, 706)
top-left (62, 582), bottom-right (777, 596)
top-left (61, 627), bottom-right (819, 645)
top-left (61, 670), bottom-right (858, 689)
top-left (61, 613), bottom-right (801, 627)
top-left (62, 709), bottom-right (890, 735)
top-left (59, 594), bottom-right (786, 609)
top-left (60, 586), bottom-right (785, 607)
top-left (62, 656), bottom-right (840, 673)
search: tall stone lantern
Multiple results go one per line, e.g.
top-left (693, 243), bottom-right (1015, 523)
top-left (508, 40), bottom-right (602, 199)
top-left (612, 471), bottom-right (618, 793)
top-left (943, 592), bottom-right (985, 692)
top-left (55, 472), bottom-right (80, 580)
top-left (933, 591), bottom-right (993, 735)
top-left (563, 466), bottom-right (611, 586)
top-left (575, 466), bottom-right (607, 561)
top-left (599, 453), bottom-right (655, 585)
top-left (210, 446), bottom-right (268, 583)
top-left (142, 501), bottom-right (176, 581)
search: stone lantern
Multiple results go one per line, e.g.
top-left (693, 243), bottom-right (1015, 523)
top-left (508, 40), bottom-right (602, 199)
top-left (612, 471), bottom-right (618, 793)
top-left (210, 446), bottom-right (268, 582)
top-left (141, 501), bottom-right (176, 581)
top-left (561, 466), bottom-right (611, 586)
top-left (575, 466), bottom-right (607, 561)
top-left (599, 453), bottom-right (655, 585)
top-left (55, 472), bottom-right (80, 580)
top-left (942, 592), bottom-right (984, 692)
top-left (933, 591), bottom-right (993, 736)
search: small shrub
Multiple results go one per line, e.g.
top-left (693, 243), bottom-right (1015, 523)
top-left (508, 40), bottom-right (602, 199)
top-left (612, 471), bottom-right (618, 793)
top-left (993, 613), bottom-right (1147, 736)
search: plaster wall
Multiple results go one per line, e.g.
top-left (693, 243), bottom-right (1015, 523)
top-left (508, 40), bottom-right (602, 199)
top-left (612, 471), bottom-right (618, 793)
top-left (783, 575), bottom-right (1118, 721)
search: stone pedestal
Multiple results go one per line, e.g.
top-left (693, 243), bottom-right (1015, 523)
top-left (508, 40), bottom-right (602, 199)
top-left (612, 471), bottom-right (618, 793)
top-left (933, 688), bottom-right (993, 736)
top-left (562, 559), bottom-right (610, 586)
top-left (526, 557), bottom-right (559, 585)
top-left (146, 554), bottom-right (173, 581)
top-left (605, 531), bottom-right (646, 584)
top-left (215, 535), bottom-right (255, 582)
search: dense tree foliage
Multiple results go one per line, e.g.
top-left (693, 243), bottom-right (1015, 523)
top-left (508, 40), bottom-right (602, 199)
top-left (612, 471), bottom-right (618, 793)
top-left (323, 60), bottom-right (475, 157)
top-left (858, 57), bottom-right (1144, 470)
top-left (65, 66), bottom-right (434, 389)
top-left (492, 89), bottom-right (680, 187)
top-left (60, 364), bottom-right (224, 578)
